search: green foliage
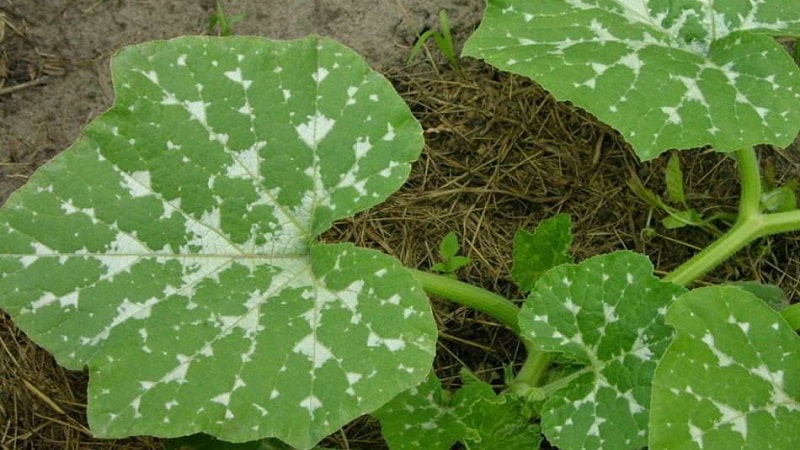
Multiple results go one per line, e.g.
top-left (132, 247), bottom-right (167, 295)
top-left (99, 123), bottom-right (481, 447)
top-left (375, 370), bottom-right (540, 449)
top-left (463, 0), bottom-right (800, 160)
top-left (0, 36), bottom-right (435, 449)
top-left (511, 213), bottom-right (572, 292)
top-left (430, 231), bottom-right (471, 275)
top-left (407, 10), bottom-right (462, 72)
top-left (519, 251), bottom-right (686, 450)
top-left (650, 286), bottom-right (800, 449)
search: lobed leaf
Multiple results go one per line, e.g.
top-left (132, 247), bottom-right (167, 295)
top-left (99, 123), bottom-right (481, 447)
top-left (650, 286), bottom-right (800, 449)
top-left (463, 0), bottom-right (800, 160)
top-left (519, 251), bottom-right (686, 449)
top-left (511, 213), bottom-right (572, 292)
top-left (0, 36), bottom-right (435, 449)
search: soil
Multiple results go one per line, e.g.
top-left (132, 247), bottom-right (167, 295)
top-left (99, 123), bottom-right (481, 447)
top-left (1, 1), bottom-right (799, 449)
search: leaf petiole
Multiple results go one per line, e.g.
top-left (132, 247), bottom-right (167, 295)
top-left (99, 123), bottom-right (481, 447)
top-left (408, 268), bottom-right (521, 335)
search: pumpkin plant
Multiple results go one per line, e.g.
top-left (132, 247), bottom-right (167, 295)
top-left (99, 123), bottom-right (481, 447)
top-left (2, 1), bottom-right (800, 449)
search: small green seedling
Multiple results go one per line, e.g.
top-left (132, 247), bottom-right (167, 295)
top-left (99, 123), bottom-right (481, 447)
top-left (2, 1), bottom-right (800, 449)
top-left (430, 232), bottom-right (471, 276)
top-left (407, 10), bottom-right (462, 72)
top-left (207, 0), bottom-right (244, 37)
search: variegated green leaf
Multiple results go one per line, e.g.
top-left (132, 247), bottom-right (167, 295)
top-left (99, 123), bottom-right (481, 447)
top-left (463, 0), bottom-right (800, 159)
top-left (518, 251), bottom-right (686, 449)
top-left (650, 286), bottom-right (800, 449)
top-left (0, 36), bottom-right (435, 449)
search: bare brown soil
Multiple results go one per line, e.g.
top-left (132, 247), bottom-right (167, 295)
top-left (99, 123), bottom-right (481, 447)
top-left (2, 1), bottom-right (799, 449)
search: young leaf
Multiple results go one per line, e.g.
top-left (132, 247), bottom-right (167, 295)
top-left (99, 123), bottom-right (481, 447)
top-left (665, 152), bottom-right (687, 206)
top-left (511, 213), bottom-right (572, 292)
top-left (431, 232), bottom-right (471, 275)
top-left (439, 231), bottom-right (461, 260)
top-left (650, 286), bottom-right (800, 449)
top-left (463, 0), bottom-right (800, 160)
top-left (518, 251), bottom-right (687, 450)
top-left (0, 36), bottom-right (435, 449)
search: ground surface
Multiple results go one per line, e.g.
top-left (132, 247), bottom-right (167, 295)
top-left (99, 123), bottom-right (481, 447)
top-left (1, 1), bottom-right (799, 449)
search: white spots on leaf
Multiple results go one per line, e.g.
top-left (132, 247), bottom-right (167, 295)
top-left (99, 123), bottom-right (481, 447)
top-left (353, 136), bottom-right (372, 158)
top-left (120, 170), bottom-right (152, 198)
top-left (162, 354), bottom-right (192, 384)
top-left (382, 123), bottom-right (395, 141)
top-left (140, 70), bottom-right (159, 84)
top-left (346, 86), bottom-right (358, 105)
top-left (186, 100), bottom-right (209, 126)
top-left (312, 67), bottom-right (329, 84)
top-left (300, 395), bottom-right (322, 414)
top-left (295, 112), bottom-right (336, 149)
top-left (689, 422), bottom-right (705, 449)
top-left (225, 141), bottom-right (267, 180)
top-left (212, 392), bottom-right (231, 407)
top-left (346, 372), bottom-right (362, 386)
top-left (282, 89), bottom-right (291, 101)
top-left (367, 330), bottom-right (405, 352)
top-left (603, 303), bottom-right (618, 323)
top-left (270, 389), bottom-right (280, 400)
top-left (176, 54), bottom-right (187, 66)
top-left (369, 94), bottom-right (379, 102)
top-left (292, 334), bottom-right (335, 369)
top-left (701, 332), bottom-right (734, 367)
top-left (711, 398), bottom-right (747, 440)
top-left (727, 314), bottom-right (750, 335)
top-left (661, 106), bottom-right (681, 125)
top-left (619, 52), bottom-right (643, 75)
top-left (563, 296), bottom-right (581, 315)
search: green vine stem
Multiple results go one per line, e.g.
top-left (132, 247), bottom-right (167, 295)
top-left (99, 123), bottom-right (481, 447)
top-left (408, 268), bottom-right (521, 334)
top-left (665, 147), bottom-right (800, 286)
top-left (409, 268), bottom-right (550, 387)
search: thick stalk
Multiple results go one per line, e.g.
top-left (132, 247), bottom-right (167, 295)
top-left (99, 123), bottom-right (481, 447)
top-left (408, 268), bottom-right (521, 334)
top-left (408, 269), bottom-right (544, 378)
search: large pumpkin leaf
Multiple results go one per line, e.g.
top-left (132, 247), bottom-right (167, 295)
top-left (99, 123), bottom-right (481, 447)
top-left (650, 286), bottom-right (800, 449)
top-left (0, 36), bottom-right (435, 449)
top-left (518, 251), bottom-right (686, 449)
top-left (463, 0), bottom-right (800, 160)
